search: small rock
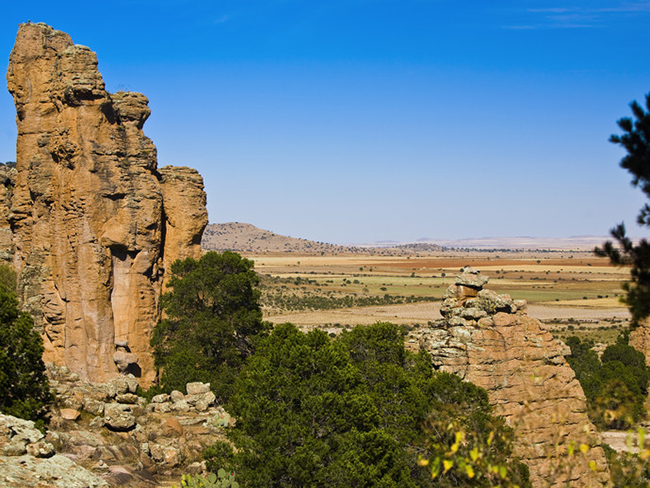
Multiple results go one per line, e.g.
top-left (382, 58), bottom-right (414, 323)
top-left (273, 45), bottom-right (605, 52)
top-left (149, 443), bottom-right (181, 467)
top-left (89, 416), bottom-right (105, 429)
top-left (170, 400), bottom-right (190, 413)
top-left (186, 382), bottom-right (210, 396)
top-left (104, 404), bottom-right (136, 432)
top-left (26, 440), bottom-right (55, 458)
top-left (455, 267), bottom-right (489, 289)
top-left (161, 417), bottom-right (184, 437)
top-left (170, 390), bottom-right (184, 403)
top-left (151, 394), bottom-right (170, 404)
top-left (115, 393), bottom-right (139, 405)
top-left (60, 408), bottom-right (81, 421)
top-left (83, 399), bottom-right (105, 417)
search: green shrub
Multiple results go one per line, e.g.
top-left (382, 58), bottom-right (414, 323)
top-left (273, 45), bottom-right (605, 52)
top-left (151, 251), bottom-right (270, 402)
top-left (567, 334), bottom-right (649, 429)
top-left (0, 264), bottom-right (51, 425)
top-left (210, 322), bottom-right (529, 487)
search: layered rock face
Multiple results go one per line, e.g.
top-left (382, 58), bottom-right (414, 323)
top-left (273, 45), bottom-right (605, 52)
top-left (6, 23), bottom-right (207, 385)
top-left (415, 268), bottom-right (611, 487)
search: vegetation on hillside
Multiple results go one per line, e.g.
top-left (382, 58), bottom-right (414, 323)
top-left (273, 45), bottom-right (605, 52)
top-left (566, 333), bottom-right (649, 429)
top-left (204, 321), bottom-right (530, 487)
top-left (0, 263), bottom-right (51, 425)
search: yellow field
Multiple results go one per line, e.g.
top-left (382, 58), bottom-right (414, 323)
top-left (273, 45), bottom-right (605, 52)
top-left (247, 250), bottom-right (631, 344)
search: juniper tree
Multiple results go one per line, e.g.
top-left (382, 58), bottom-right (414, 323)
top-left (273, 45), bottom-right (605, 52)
top-left (0, 264), bottom-right (51, 424)
top-left (151, 251), bottom-right (270, 401)
top-left (596, 93), bottom-right (650, 325)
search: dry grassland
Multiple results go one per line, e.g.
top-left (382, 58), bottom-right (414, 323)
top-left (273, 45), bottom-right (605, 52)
top-left (246, 250), bottom-right (632, 344)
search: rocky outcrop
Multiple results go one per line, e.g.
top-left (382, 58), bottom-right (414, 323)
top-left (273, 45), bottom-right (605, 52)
top-left (0, 412), bottom-right (108, 487)
top-left (0, 163), bottom-right (16, 264)
top-left (5, 23), bottom-right (208, 385)
top-left (415, 268), bottom-right (611, 487)
top-left (45, 366), bottom-right (230, 484)
top-left (630, 318), bottom-right (650, 366)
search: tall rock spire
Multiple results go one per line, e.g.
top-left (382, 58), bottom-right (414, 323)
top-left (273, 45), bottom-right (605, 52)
top-left (6, 23), bottom-right (208, 385)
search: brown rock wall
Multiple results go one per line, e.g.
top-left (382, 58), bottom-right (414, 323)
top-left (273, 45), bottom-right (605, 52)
top-left (6, 23), bottom-right (207, 385)
top-left (418, 268), bottom-right (611, 487)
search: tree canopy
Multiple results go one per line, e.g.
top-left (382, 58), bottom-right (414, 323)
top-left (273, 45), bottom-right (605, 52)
top-left (151, 251), bottom-right (270, 401)
top-left (566, 334), bottom-right (649, 429)
top-left (206, 322), bottom-right (529, 487)
top-left (0, 263), bottom-right (51, 424)
top-left (596, 93), bottom-right (650, 325)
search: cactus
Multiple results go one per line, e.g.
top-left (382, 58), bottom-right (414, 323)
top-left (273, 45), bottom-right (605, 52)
top-left (173, 470), bottom-right (239, 488)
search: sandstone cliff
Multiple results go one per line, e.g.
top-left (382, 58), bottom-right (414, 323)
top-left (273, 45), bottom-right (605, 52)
top-left (5, 23), bottom-right (207, 386)
top-left (414, 268), bottom-right (611, 487)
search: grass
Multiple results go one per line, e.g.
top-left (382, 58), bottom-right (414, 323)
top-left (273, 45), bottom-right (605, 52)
top-left (251, 250), bottom-right (631, 329)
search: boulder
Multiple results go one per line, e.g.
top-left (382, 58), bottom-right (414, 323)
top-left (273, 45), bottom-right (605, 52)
top-left (0, 454), bottom-right (108, 487)
top-left (103, 404), bottom-right (136, 432)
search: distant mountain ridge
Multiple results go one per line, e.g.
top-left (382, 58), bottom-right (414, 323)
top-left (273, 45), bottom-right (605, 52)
top-left (201, 222), bottom-right (390, 254)
top-left (202, 223), bottom-right (605, 254)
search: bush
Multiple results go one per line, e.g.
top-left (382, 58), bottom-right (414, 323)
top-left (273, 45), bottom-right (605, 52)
top-left (566, 334), bottom-right (649, 429)
top-left (151, 251), bottom-right (270, 402)
top-left (211, 322), bottom-right (529, 487)
top-left (0, 264), bottom-right (51, 425)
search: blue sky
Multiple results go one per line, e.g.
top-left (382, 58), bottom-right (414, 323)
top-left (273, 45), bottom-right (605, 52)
top-left (1, 1), bottom-right (650, 244)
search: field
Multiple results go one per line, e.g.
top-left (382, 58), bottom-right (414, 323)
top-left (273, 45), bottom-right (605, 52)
top-left (247, 250), bottom-right (632, 345)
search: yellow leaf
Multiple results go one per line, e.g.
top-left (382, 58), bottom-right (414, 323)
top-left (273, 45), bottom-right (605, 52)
top-left (641, 449), bottom-right (650, 461)
top-left (470, 447), bottom-right (480, 462)
top-left (450, 442), bottom-right (459, 454)
top-left (487, 431), bottom-right (494, 447)
top-left (589, 460), bottom-right (597, 471)
top-left (579, 444), bottom-right (590, 454)
top-left (443, 460), bottom-right (454, 473)
top-left (567, 441), bottom-right (575, 456)
top-left (455, 431), bottom-right (464, 444)
top-left (417, 458), bottom-right (429, 467)
top-left (465, 465), bottom-right (475, 479)
top-left (499, 465), bottom-right (508, 479)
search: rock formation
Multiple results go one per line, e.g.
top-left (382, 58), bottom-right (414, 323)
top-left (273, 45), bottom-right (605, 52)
top-left (630, 319), bottom-right (650, 367)
top-left (414, 268), bottom-right (611, 487)
top-left (5, 23), bottom-right (208, 385)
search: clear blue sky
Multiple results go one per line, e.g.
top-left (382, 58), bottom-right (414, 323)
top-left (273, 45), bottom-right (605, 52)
top-left (1, 1), bottom-right (650, 244)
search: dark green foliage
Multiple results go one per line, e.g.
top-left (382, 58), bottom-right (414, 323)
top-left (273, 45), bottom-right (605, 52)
top-left (151, 251), bottom-right (270, 402)
top-left (0, 264), bottom-right (51, 424)
top-left (566, 334), bottom-right (648, 429)
top-left (212, 322), bottom-right (527, 487)
top-left (596, 93), bottom-right (650, 325)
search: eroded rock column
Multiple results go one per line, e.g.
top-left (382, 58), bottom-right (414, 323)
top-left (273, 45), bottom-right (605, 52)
top-left (416, 268), bottom-right (611, 487)
top-left (6, 23), bottom-right (207, 385)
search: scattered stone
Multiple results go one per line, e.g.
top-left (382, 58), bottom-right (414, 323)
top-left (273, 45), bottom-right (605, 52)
top-left (104, 404), bottom-right (137, 432)
top-left (152, 394), bottom-right (170, 404)
top-left (60, 408), bottom-right (81, 421)
top-left (116, 393), bottom-right (139, 405)
top-left (162, 417), bottom-right (184, 437)
top-left (170, 390), bottom-right (185, 403)
top-left (0, 454), bottom-right (109, 487)
top-left (186, 382), bottom-right (210, 396)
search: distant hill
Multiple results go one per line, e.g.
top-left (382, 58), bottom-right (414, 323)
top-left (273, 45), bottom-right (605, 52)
top-left (201, 222), bottom-right (396, 254)
top-left (202, 223), bottom-right (604, 254)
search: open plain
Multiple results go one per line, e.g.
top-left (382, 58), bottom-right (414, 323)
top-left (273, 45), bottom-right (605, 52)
top-left (248, 249), bottom-right (631, 344)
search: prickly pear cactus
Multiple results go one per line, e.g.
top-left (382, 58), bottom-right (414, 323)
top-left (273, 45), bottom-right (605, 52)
top-left (173, 470), bottom-right (240, 488)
